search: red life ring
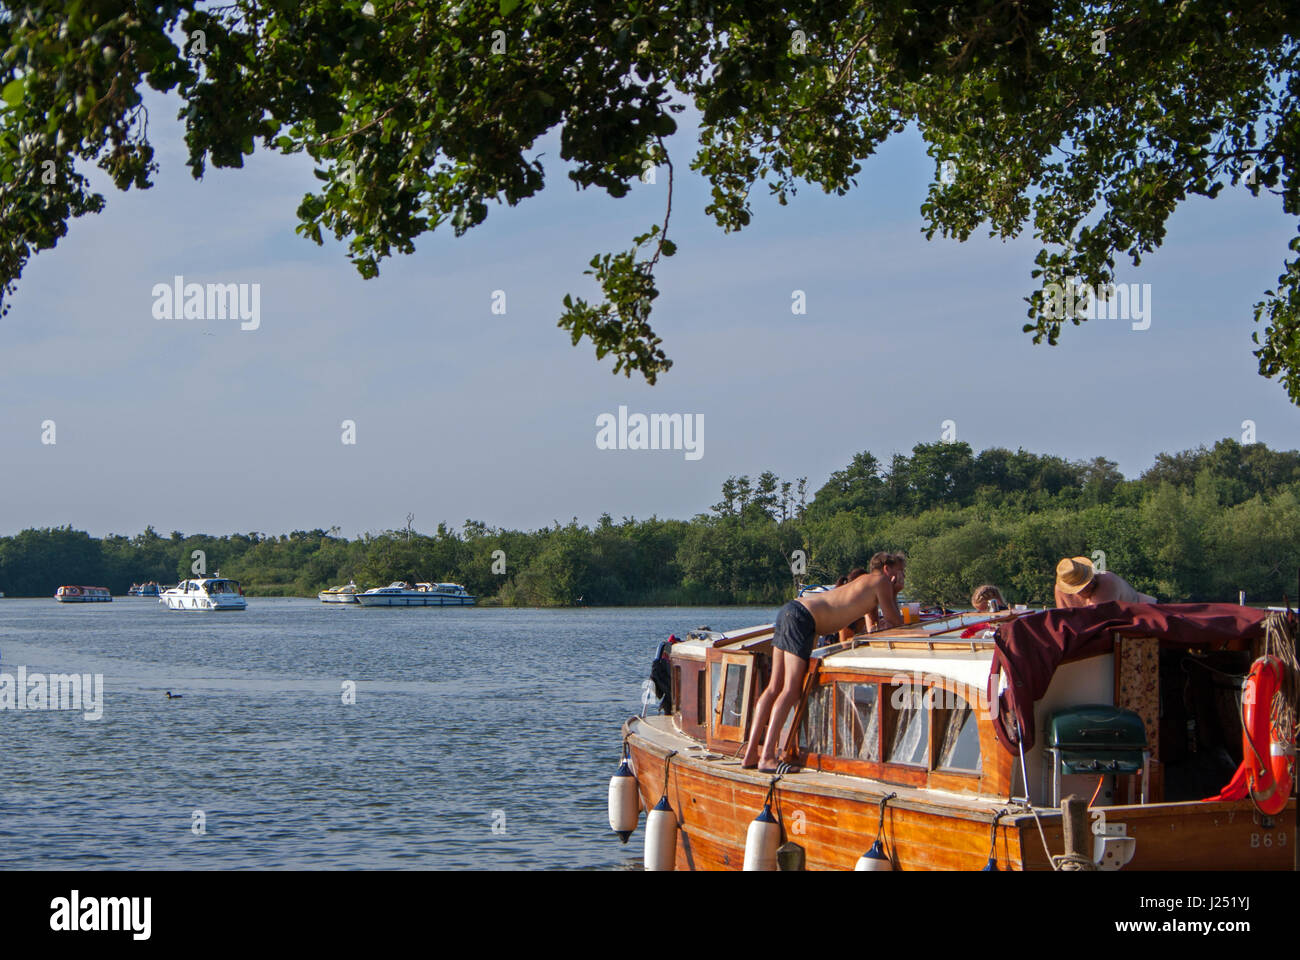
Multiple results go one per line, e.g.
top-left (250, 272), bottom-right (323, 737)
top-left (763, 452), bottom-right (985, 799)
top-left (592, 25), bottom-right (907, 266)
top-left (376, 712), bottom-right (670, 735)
top-left (1241, 656), bottom-right (1294, 815)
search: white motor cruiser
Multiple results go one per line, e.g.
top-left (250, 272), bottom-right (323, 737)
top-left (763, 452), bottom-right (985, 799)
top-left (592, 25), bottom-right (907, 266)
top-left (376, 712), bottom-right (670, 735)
top-left (355, 581), bottom-right (476, 607)
top-left (160, 578), bottom-right (247, 611)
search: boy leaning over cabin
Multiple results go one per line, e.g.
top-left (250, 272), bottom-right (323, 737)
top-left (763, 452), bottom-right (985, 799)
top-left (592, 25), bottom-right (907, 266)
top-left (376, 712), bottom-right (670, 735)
top-left (741, 552), bottom-right (907, 773)
top-left (817, 568), bottom-right (869, 646)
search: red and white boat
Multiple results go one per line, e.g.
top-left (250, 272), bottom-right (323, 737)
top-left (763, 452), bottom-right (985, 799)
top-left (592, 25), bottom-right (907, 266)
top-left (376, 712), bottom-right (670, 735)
top-left (54, 585), bottom-right (112, 603)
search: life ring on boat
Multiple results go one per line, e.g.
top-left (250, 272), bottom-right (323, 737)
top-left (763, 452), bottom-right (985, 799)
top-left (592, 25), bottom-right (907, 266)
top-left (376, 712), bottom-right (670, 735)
top-left (1241, 656), bottom-right (1294, 816)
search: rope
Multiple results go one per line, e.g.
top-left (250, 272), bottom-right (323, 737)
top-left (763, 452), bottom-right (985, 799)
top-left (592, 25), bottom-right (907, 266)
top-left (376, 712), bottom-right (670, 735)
top-left (1014, 719), bottom-right (1061, 871)
top-left (985, 808), bottom-right (1008, 868)
top-left (660, 750), bottom-right (677, 798)
top-left (1264, 611), bottom-right (1299, 743)
top-left (762, 774), bottom-right (783, 810)
top-left (1054, 853), bottom-right (1099, 871)
top-left (872, 792), bottom-right (897, 847)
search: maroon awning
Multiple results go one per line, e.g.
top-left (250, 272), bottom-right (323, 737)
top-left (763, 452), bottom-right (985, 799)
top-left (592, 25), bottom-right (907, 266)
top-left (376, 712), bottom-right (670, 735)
top-left (987, 602), bottom-right (1269, 753)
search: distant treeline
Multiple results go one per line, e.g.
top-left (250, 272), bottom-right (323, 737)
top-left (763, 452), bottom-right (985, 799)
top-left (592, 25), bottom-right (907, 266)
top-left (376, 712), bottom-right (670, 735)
top-left (3, 438), bottom-right (1299, 605)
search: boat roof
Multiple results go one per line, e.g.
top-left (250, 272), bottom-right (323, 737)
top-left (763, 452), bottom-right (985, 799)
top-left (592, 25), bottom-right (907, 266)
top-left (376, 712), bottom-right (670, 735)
top-left (669, 623), bottom-right (777, 660)
top-left (822, 646), bottom-right (994, 691)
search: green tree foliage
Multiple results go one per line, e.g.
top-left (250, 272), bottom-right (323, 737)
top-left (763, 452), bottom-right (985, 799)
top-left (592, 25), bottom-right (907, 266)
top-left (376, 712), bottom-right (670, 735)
top-left (3, 439), bottom-right (1300, 605)
top-left (5, 4), bottom-right (1300, 396)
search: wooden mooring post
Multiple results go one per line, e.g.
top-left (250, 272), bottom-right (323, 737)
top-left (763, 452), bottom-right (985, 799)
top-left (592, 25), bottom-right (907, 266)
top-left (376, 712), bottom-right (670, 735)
top-left (1059, 794), bottom-right (1096, 871)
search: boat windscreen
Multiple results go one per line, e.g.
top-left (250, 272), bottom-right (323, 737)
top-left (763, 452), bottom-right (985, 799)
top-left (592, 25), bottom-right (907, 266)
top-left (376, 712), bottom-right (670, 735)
top-left (919, 614), bottom-right (977, 634)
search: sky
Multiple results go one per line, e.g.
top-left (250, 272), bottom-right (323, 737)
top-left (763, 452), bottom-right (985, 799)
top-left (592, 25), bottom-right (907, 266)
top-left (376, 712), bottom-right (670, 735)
top-left (2, 88), bottom-right (1298, 539)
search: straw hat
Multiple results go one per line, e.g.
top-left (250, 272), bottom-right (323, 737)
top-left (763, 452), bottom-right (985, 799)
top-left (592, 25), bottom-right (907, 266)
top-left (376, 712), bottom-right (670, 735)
top-left (1055, 556), bottom-right (1096, 594)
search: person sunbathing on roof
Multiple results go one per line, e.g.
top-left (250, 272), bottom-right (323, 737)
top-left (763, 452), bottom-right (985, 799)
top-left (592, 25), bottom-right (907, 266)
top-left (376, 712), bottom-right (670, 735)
top-left (741, 552), bottom-right (906, 773)
top-left (1054, 556), bottom-right (1156, 608)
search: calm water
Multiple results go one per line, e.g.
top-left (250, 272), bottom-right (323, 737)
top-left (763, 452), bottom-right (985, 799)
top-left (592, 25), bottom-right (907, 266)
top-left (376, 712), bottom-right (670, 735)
top-left (0, 598), bottom-right (775, 869)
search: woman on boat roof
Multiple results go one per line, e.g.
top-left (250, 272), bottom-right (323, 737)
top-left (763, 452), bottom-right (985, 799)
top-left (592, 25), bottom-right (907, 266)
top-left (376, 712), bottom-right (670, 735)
top-left (1053, 556), bottom-right (1156, 608)
top-left (971, 584), bottom-right (1006, 612)
top-left (741, 552), bottom-right (906, 774)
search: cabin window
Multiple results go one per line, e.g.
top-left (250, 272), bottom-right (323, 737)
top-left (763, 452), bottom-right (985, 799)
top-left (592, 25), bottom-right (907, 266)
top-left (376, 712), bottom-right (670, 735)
top-left (672, 666), bottom-right (681, 716)
top-left (710, 653), bottom-right (754, 741)
top-left (800, 684), bottom-right (833, 755)
top-left (835, 682), bottom-right (880, 761)
top-left (936, 694), bottom-right (982, 773)
top-left (886, 684), bottom-right (930, 766)
top-left (710, 663), bottom-right (721, 730)
top-left (696, 671), bottom-right (705, 725)
top-left (721, 663), bottom-right (746, 727)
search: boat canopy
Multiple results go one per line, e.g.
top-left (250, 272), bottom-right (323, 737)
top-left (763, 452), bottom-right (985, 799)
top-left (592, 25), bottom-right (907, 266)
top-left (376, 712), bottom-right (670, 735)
top-left (989, 601), bottom-right (1269, 753)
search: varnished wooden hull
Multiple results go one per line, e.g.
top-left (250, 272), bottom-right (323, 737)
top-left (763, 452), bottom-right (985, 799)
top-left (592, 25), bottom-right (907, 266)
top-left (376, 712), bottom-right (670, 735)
top-left (624, 717), bottom-right (1297, 871)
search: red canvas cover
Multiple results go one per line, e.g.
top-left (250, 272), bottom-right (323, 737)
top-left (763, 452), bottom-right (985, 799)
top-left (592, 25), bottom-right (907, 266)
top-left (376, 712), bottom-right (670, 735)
top-left (987, 602), bottom-right (1267, 753)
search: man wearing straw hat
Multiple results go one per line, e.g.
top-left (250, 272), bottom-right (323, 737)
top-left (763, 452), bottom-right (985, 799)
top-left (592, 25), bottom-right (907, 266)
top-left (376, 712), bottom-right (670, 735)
top-left (1054, 556), bottom-right (1156, 608)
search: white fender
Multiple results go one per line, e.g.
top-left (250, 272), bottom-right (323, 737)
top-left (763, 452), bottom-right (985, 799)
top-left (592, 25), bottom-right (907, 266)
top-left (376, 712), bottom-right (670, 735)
top-left (854, 839), bottom-right (893, 871)
top-left (608, 758), bottom-right (640, 842)
top-left (743, 804), bottom-right (781, 871)
top-left (644, 795), bottom-right (678, 871)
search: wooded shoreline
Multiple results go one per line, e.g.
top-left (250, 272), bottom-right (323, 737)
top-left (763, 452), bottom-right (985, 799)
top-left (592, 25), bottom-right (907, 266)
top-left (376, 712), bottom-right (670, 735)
top-left (2, 438), bottom-right (1297, 606)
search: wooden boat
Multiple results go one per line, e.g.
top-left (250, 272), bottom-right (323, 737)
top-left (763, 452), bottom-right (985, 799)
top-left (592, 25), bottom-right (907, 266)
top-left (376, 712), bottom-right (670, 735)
top-left (616, 603), bottom-right (1297, 870)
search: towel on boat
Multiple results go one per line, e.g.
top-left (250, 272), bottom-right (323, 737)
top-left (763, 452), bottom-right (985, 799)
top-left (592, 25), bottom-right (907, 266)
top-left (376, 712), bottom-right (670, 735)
top-left (987, 602), bottom-right (1268, 753)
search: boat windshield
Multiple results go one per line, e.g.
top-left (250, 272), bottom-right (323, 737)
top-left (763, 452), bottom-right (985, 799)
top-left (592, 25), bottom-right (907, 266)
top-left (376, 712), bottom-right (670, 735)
top-left (207, 580), bottom-right (239, 593)
top-left (918, 613), bottom-right (986, 635)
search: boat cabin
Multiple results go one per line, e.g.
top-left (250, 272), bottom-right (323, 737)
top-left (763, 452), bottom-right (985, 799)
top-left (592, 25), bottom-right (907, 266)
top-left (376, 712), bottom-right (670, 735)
top-left (175, 578), bottom-right (242, 594)
top-left (666, 607), bottom-right (1266, 808)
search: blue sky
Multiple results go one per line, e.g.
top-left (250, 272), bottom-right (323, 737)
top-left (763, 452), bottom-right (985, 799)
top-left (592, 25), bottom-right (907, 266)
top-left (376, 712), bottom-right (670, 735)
top-left (2, 92), bottom-right (1297, 538)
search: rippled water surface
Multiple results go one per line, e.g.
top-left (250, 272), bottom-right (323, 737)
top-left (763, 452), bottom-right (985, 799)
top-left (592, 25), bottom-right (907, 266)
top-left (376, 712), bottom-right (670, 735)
top-left (0, 598), bottom-right (775, 869)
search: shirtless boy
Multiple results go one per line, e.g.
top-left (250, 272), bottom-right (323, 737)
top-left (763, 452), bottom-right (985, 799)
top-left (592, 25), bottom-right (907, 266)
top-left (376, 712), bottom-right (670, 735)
top-left (830, 568), bottom-right (868, 643)
top-left (741, 552), bottom-right (906, 772)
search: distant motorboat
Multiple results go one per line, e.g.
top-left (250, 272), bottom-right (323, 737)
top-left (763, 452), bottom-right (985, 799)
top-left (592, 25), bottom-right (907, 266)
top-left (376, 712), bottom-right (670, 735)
top-left (319, 581), bottom-right (361, 604)
top-left (160, 578), bottom-right (247, 611)
top-left (355, 581), bottom-right (476, 607)
top-left (55, 586), bottom-right (112, 603)
top-left (128, 581), bottom-right (162, 597)
top-left (797, 583), bottom-right (833, 597)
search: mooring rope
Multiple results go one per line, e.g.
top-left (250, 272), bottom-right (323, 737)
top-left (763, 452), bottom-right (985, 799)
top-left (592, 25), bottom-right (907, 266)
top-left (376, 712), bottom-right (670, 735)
top-left (985, 809), bottom-right (1007, 868)
top-left (661, 749), bottom-right (677, 796)
top-left (1264, 611), bottom-right (1299, 742)
top-left (872, 791), bottom-right (897, 849)
top-left (1012, 718), bottom-right (1068, 871)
